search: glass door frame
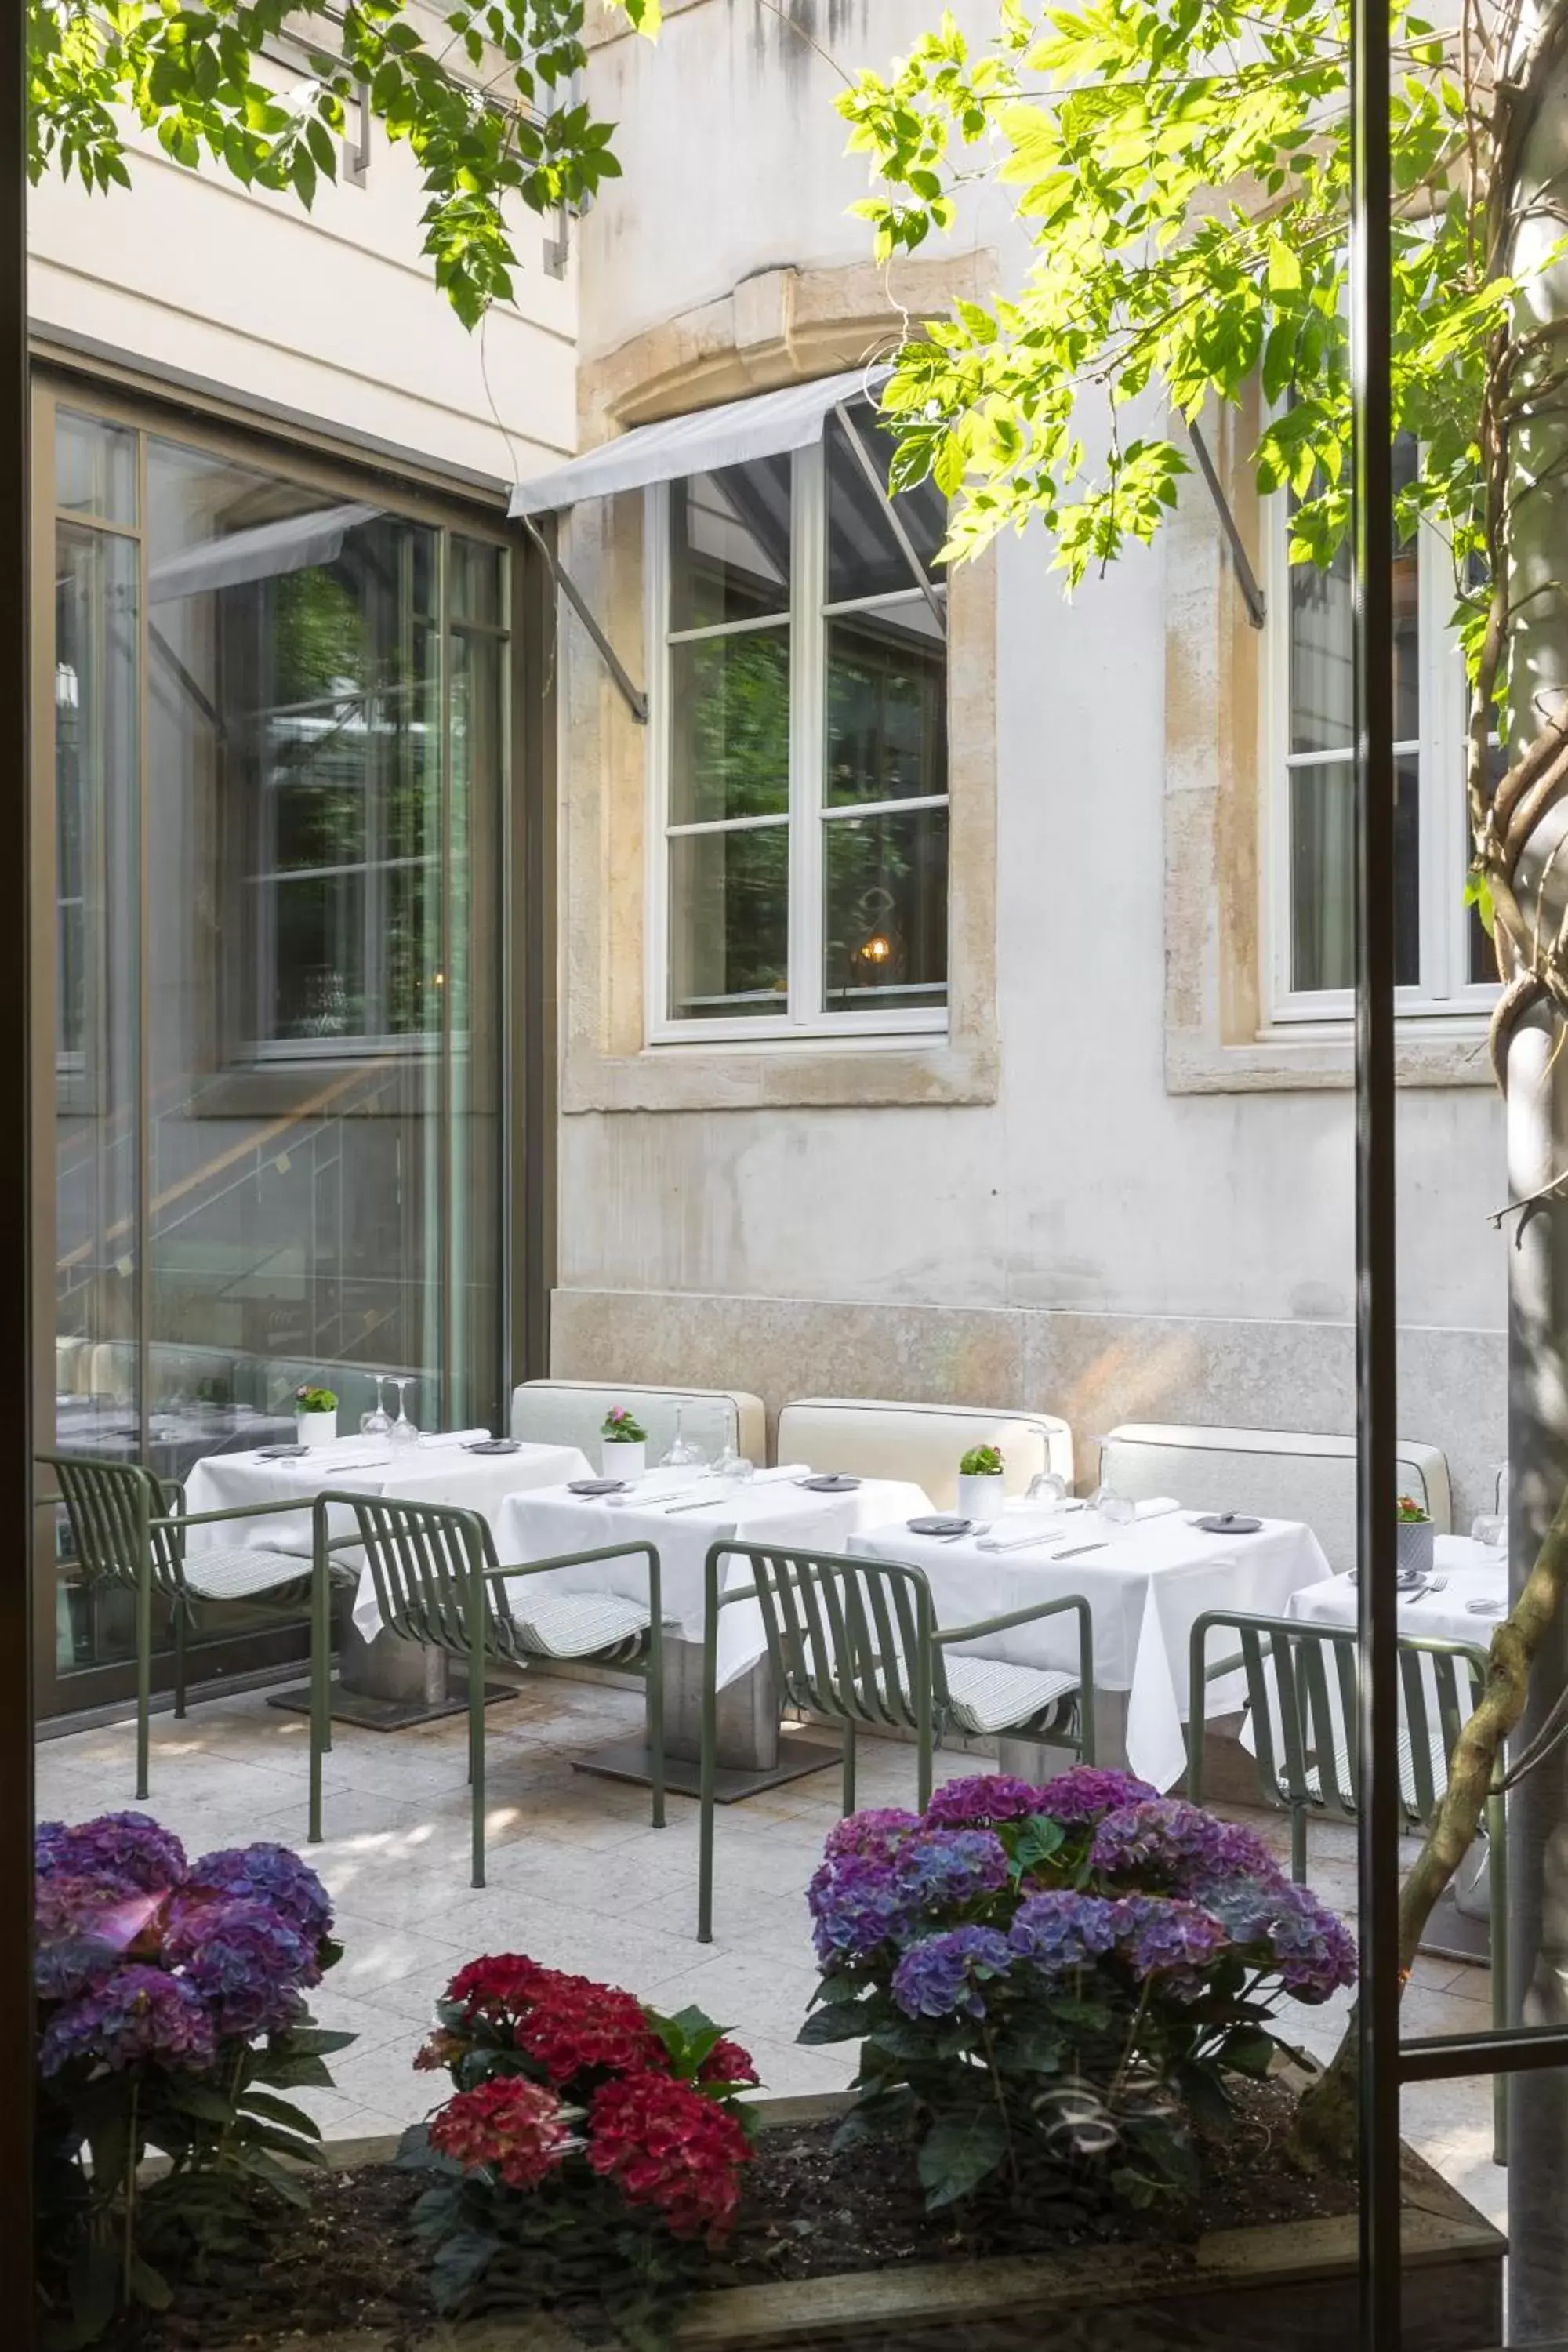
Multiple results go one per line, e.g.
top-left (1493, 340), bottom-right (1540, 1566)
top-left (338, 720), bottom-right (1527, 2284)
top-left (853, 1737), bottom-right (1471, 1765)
top-left (28, 363), bottom-right (547, 1723)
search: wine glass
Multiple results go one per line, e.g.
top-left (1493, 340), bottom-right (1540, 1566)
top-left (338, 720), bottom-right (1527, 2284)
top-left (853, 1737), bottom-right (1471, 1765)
top-left (1087, 1434), bottom-right (1135, 1524)
top-left (387, 1376), bottom-right (419, 1448)
top-left (714, 1441), bottom-right (754, 1485)
top-left (361, 1375), bottom-right (392, 1439)
top-left (659, 1404), bottom-right (704, 1470)
top-left (1025, 1470), bottom-right (1068, 1508)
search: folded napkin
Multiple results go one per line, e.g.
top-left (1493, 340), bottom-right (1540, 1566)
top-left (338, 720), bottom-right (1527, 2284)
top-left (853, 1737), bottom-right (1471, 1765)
top-left (416, 1428), bottom-right (492, 1450)
top-left (977, 1518), bottom-right (1062, 1554)
top-left (1134, 1496), bottom-right (1181, 1520)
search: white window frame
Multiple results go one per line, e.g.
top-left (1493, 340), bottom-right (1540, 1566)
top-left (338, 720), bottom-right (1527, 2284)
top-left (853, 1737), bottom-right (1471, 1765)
top-left (1264, 488), bottom-right (1497, 1025)
top-left (644, 434), bottom-right (950, 1046)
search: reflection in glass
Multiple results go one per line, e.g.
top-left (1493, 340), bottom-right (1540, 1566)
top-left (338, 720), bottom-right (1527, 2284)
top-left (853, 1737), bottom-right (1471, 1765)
top-left (1290, 753), bottom-right (1420, 991)
top-left (669, 626), bottom-right (790, 825)
top-left (826, 604), bottom-right (947, 807)
top-left (56, 409), bottom-right (137, 525)
top-left (1288, 434), bottom-right (1418, 756)
top-left (49, 409), bottom-right (509, 1694)
top-left (826, 408), bottom-right (946, 604)
top-left (823, 808), bottom-right (948, 1012)
top-left (669, 824), bottom-right (789, 1018)
top-left (670, 458), bottom-right (792, 630)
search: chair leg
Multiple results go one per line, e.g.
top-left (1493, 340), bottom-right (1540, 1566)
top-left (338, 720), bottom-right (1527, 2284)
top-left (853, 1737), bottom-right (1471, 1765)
top-left (1290, 1804), bottom-right (1308, 1884)
top-left (135, 1563), bottom-right (152, 1802)
top-left (916, 1722), bottom-right (933, 1814)
top-left (841, 1720), bottom-right (857, 1817)
top-left (698, 1641), bottom-right (717, 1944)
top-left (308, 1559), bottom-right (330, 1848)
top-left (648, 1653), bottom-right (666, 1833)
top-left (1488, 1791), bottom-right (1508, 2165)
top-left (172, 1603), bottom-right (188, 1720)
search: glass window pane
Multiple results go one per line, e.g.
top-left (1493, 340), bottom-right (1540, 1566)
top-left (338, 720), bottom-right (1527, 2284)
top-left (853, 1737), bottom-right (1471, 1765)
top-left (669, 825), bottom-right (789, 1019)
top-left (826, 604), bottom-right (947, 808)
top-left (826, 407), bottom-right (946, 604)
top-left (451, 535), bottom-right (504, 626)
top-left (823, 807), bottom-right (948, 1014)
top-left (270, 872), bottom-right (367, 1036)
top-left (56, 408), bottom-right (137, 526)
top-left (1290, 752), bottom-right (1419, 991)
top-left (669, 625), bottom-right (790, 824)
top-left (1289, 432), bottom-right (1418, 754)
top-left (670, 458), bottom-right (792, 630)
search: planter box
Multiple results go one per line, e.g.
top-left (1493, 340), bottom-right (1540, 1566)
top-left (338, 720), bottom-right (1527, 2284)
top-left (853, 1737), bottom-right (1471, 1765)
top-left (220, 2092), bottom-right (1504, 2352)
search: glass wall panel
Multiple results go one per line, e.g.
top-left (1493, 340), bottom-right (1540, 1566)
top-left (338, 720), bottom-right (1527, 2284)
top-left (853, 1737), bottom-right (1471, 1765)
top-left (42, 394), bottom-right (510, 1702)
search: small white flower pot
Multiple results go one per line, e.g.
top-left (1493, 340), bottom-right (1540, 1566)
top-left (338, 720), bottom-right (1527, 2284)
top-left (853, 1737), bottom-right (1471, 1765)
top-left (602, 1438), bottom-right (645, 1480)
top-left (296, 1410), bottom-right (337, 1447)
top-left (1396, 1519), bottom-right (1435, 1580)
top-left (956, 1472), bottom-right (1004, 1522)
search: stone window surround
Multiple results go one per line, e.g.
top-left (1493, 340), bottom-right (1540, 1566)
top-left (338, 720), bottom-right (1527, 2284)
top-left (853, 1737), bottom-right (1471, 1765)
top-left (1163, 386), bottom-right (1494, 1093)
top-left (557, 255), bottom-right (1001, 1116)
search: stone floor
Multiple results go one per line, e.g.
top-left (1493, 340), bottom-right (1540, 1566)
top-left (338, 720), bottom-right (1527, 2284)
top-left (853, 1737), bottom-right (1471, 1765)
top-left (35, 1670), bottom-right (1505, 2234)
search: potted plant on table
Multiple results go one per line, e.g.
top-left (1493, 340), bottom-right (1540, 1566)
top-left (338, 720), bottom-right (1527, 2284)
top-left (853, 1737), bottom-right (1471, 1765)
top-left (294, 1385), bottom-right (339, 1446)
top-left (1396, 1493), bottom-right (1436, 1581)
top-left (956, 1443), bottom-right (1004, 1521)
top-left (600, 1406), bottom-right (648, 1481)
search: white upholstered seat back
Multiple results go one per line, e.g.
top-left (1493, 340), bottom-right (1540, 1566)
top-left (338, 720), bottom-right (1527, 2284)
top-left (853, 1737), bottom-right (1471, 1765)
top-left (510, 1380), bottom-right (764, 1466)
top-left (775, 1399), bottom-right (1073, 1512)
top-left (1099, 1424), bottom-right (1452, 1573)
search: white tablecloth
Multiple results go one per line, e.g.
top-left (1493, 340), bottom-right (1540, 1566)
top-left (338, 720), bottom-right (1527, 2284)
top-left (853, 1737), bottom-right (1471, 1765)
top-left (851, 1502), bottom-right (1334, 1791)
top-left (183, 1433), bottom-right (593, 1569)
top-left (477, 1467), bottom-right (932, 1686)
top-left (1287, 1534), bottom-right (1508, 1652)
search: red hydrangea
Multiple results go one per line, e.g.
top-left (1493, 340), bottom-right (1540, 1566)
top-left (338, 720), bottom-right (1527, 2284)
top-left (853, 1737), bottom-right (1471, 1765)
top-left (428, 2076), bottom-right (574, 2190)
top-left (516, 1977), bottom-right (669, 2084)
top-left (443, 1953), bottom-right (568, 2022)
top-left (698, 2036), bottom-right (759, 2087)
top-left (587, 2073), bottom-right (751, 2247)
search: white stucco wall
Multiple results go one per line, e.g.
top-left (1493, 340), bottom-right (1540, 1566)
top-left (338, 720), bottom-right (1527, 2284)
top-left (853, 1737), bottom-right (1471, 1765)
top-left (29, 74), bottom-right (576, 482)
top-left (560, 0), bottom-right (1507, 1512)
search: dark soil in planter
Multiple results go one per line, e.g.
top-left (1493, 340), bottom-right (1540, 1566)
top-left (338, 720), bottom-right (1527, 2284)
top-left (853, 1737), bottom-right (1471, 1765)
top-left (120, 2078), bottom-right (1359, 2348)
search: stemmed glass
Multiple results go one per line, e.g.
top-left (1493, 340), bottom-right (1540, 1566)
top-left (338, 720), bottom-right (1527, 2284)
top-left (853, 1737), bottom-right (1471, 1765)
top-left (659, 1404), bottom-right (704, 1470)
top-left (1088, 1436), bottom-right (1136, 1526)
top-left (713, 1440), bottom-right (754, 1485)
top-left (1025, 1470), bottom-right (1069, 1508)
top-left (387, 1377), bottom-right (419, 1448)
top-left (361, 1375), bottom-right (392, 1440)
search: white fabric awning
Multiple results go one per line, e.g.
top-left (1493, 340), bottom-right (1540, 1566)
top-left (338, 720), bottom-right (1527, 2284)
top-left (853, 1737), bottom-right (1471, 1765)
top-left (509, 367), bottom-right (888, 517)
top-left (149, 503), bottom-right (380, 605)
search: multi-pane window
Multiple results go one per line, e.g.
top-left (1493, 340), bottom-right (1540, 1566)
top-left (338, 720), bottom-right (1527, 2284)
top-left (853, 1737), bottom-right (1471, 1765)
top-left (649, 406), bottom-right (949, 1036)
top-left (1273, 434), bottom-right (1494, 1016)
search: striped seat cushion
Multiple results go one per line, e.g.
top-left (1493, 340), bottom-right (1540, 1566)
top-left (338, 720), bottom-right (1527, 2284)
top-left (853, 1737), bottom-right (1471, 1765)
top-left (1305, 1724), bottom-right (1451, 1820)
top-left (180, 1548), bottom-right (315, 1602)
top-left (501, 1593), bottom-right (651, 1663)
top-left (943, 1655), bottom-right (1079, 1737)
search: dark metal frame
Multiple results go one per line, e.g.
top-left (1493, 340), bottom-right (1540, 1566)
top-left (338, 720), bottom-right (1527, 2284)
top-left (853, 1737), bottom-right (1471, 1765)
top-left (1351, 0), bottom-right (1568, 2332)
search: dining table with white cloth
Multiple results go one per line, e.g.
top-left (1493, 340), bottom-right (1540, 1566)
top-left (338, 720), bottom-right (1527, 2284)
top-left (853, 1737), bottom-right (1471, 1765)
top-left (1286, 1534), bottom-right (1509, 1652)
top-left (848, 1498), bottom-right (1335, 1791)
top-left (184, 1429), bottom-right (594, 1563)
top-left (478, 1465), bottom-right (933, 1788)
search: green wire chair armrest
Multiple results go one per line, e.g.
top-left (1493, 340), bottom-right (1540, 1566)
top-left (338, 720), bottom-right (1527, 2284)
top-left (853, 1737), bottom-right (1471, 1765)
top-left (482, 1541), bottom-right (661, 1583)
top-left (150, 1497), bottom-right (323, 1532)
top-left (933, 1592), bottom-right (1093, 1647)
top-left (714, 1581), bottom-right (761, 1609)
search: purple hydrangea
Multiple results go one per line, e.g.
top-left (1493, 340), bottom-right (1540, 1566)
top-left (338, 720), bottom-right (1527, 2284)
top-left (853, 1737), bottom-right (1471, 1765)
top-left (39, 1964), bottom-right (216, 2077)
top-left (1109, 1895), bottom-right (1230, 1994)
top-left (35, 1813), bottom-right (187, 1894)
top-left (35, 1872), bottom-right (161, 2002)
top-left (163, 1897), bottom-right (319, 2036)
top-left (808, 1853), bottom-right (910, 1969)
top-left (901, 1830), bottom-right (1011, 1910)
top-left (823, 1809), bottom-right (923, 1864)
top-left (1088, 1799), bottom-right (1278, 1894)
top-left (1208, 1878), bottom-right (1357, 2002)
top-left (924, 1776), bottom-right (1052, 1830)
top-left (1032, 1767), bottom-right (1159, 1826)
top-left (1009, 1889), bottom-right (1120, 1974)
top-left (186, 1845), bottom-right (334, 1944)
top-left (892, 1926), bottom-right (1015, 2020)
top-left (35, 1938), bottom-right (121, 2002)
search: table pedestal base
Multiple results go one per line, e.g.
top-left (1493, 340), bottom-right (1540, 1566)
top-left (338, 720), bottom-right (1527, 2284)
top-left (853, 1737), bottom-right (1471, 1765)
top-left (572, 1636), bottom-right (841, 1802)
top-left (267, 1619), bottom-right (516, 1731)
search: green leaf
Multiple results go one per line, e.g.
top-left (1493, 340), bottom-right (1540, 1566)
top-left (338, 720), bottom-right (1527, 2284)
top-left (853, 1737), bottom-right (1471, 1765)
top-left (1220, 2027), bottom-right (1277, 2078)
top-left (916, 2107), bottom-right (1011, 2209)
top-left (430, 2227), bottom-right (501, 2314)
top-left (797, 2000), bottom-right (877, 2045)
top-left (127, 2256), bottom-right (173, 2312)
top-left (238, 2089), bottom-right (323, 2138)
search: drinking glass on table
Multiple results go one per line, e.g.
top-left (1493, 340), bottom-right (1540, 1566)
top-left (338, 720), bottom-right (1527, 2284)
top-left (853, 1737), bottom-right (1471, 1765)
top-left (1025, 1470), bottom-right (1068, 1508)
top-left (1470, 1508), bottom-right (1507, 1550)
top-left (713, 1440), bottom-right (754, 1484)
top-left (1087, 1440), bottom-right (1136, 1526)
top-left (659, 1405), bottom-right (704, 1469)
top-left (387, 1377), bottom-right (419, 1448)
top-left (360, 1376), bottom-right (392, 1439)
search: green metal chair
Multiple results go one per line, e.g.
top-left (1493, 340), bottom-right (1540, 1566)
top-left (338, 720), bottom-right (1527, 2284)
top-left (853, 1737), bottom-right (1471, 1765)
top-left (308, 1490), bottom-right (666, 1887)
top-left (39, 1450), bottom-right (332, 1802)
top-left (1189, 1608), bottom-right (1504, 2159)
top-left (696, 1539), bottom-right (1097, 1943)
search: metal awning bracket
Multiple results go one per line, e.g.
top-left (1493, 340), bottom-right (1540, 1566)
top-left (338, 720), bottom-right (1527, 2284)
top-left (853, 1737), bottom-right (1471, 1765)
top-left (832, 404), bottom-right (948, 637)
top-left (1186, 417), bottom-right (1266, 630)
top-left (518, 511), bottom-right (648, 725)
